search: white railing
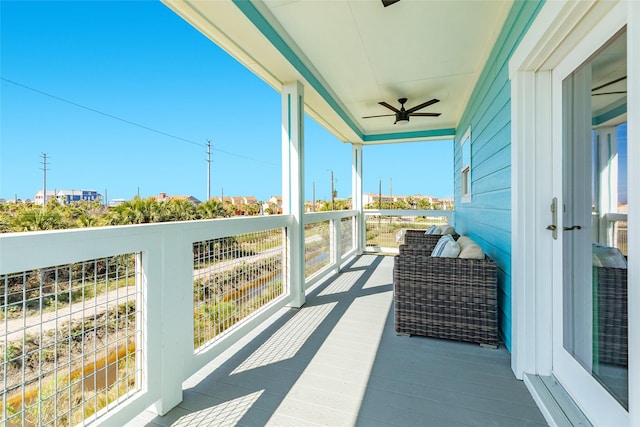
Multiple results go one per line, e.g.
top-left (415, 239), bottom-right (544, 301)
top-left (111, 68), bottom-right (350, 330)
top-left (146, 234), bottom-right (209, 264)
top-left (364, 209), bottom-right (454, 253)
top-left (0, 210), bottom-right (360, 426)
top-left (303, 210), bottom-right (358, 290)
top-left (599, 212), bottom-right (628, 256)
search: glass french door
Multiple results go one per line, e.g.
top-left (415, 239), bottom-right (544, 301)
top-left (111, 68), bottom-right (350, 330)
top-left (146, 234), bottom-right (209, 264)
top-left (552, 28), bottom-right (628, 424)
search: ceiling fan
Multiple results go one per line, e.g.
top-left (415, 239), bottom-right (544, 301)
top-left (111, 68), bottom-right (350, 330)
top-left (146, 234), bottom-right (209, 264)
top-left (362, 98), bottom-right (441, 125)
top-left (592, 76), bottom-right (627, 96)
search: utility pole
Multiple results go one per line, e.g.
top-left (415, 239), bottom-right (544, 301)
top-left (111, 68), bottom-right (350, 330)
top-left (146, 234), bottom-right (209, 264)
top-left (378, 179), bottom-right (382, 209)
top-left (206, 139), bottom-right (212, 201)
top-left (390, 177), bottom-right (393, 209)
top-left (40, 153), bottom-right (49, 210)
top-left (330, 170), bottom-right (335, 210)
top-left (312, 181), bottom-right (316, 212)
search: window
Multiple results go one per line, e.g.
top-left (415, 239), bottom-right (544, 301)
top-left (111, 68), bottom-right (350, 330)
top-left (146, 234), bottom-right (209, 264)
top-left (461, 128), bottom-right (471, 203)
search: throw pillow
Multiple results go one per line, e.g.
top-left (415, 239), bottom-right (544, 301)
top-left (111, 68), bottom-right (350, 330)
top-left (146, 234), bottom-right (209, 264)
top-left (431, 234), bottom-right (460, 258)
top-left (457, 236), bottom-right (485, 259)
top-left (592, 252), bottom-right (603, 267)
top-left (439, 225), bottom-right (455, 235)
top-left (592, 243), bottom-right (627, 268)
top-left (424, 224), bottom-right (438, 235)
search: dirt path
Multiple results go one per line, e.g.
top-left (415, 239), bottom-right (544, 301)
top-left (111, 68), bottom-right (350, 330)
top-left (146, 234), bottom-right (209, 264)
top-left (2, 234), bottom-right (323, 345)
top-left (1, 286), bottom-right (138, 344)
top-left (193, 234), bottom-right (321, 276)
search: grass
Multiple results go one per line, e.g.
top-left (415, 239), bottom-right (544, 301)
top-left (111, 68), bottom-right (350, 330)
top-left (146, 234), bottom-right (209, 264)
top-left (194, 278), bottom-right (283, 349)
top-left (1, 302), bottom-right (138, 426)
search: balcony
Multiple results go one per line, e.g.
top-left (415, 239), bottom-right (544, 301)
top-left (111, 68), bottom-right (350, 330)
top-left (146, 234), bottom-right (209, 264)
top-left (1, 211), bottom-right (545, 426)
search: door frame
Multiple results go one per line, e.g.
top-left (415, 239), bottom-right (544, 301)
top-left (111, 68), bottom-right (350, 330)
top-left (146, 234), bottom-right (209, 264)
top-left (510, 1), bottom-right (638, 425)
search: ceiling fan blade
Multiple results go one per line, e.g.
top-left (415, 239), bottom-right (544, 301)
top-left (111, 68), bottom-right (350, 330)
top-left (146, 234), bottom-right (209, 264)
top-left (592, 76), bottom-right (627, 92)
top-left (406, 98), bottom-right (440, 114)
top-left (378, 101), bottom-right (400, 113)
top-left (410, 112), bottom-right (441, 117)
top-left (592, 91), bottom-right (627, 96)
top-left (362, 114), bottom-right (396, 119)
top-left (381, 0), bottom-right (400, 7)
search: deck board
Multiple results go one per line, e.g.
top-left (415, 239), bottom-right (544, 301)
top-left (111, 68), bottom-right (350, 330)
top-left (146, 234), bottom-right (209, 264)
top-left (129, 255), bottom-right (547, 426)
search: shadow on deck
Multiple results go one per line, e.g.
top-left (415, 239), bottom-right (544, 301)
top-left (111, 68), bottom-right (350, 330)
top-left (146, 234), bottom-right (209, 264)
top-left (129, 254), bottom-right (546, 426)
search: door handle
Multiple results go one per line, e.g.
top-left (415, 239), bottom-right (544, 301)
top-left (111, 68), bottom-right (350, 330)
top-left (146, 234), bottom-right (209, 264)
top-left (563, 225), bottom-right (582, 231)
top-left (548, 197), bottom-right (558, 240)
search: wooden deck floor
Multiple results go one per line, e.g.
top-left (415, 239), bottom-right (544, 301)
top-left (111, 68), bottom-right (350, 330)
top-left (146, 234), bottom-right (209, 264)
top-left (129, 254), bottom-right (547, 426)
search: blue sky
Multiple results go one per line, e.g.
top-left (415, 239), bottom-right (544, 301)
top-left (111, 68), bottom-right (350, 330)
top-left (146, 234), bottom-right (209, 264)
top-left (0, 1), bottom-right (453, 203)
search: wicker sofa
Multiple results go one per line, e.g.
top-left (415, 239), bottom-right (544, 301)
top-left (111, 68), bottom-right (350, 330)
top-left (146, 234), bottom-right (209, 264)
top-left (595, 265), bottom-right (628, 366)
top-left (403, 229), bottom-right (460, 247)
top-left (393, 234), bottom-right (498, 347)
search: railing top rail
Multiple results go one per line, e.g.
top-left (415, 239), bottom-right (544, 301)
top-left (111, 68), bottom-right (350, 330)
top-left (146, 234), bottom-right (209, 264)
top-left (0, 215), bottom-right (294, 274)
top-left (364, 209), bottom-right (454, 218)
top-left (602, 212), bottom-right (628, 222)
top-left (303, 210), bottom-right (357, 224)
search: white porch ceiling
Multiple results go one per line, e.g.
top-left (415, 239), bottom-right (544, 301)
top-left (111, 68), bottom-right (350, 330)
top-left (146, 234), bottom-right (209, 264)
top-left (164, 0), bottom-right (513, 144)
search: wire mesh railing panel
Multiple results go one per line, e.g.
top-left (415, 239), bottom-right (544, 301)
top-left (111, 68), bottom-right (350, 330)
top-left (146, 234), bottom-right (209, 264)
top-left (193, 229), bottom-right (285, 352)
top-left (304, 221), bottom-right (330, 278)
top-left (365, 214), bottom-right (449, 250)
top-left (340, 216), bottom-right (355, 255)
top-left (615, 221), bottom-right (628, 256)
top-left (1, 254), bottom-right (141, 427)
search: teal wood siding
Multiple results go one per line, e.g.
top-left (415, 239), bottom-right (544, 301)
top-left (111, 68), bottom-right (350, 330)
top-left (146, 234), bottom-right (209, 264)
top-left (453, 0), bottom-right (544, 351)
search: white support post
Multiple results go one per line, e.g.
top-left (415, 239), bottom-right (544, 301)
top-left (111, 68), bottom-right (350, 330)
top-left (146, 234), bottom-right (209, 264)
top-left (282, 81), bottom-right (305, 308)
top-left (594, 127), bottom-right (619, 245)
top-left (352, 143), bottom-right (364, 253)
top-left (332, 217), bottom-right (342, 274)
top-left (145, 231), bottom-right (193, 415)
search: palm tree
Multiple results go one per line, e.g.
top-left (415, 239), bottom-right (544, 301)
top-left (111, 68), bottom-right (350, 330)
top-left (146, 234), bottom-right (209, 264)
top-left (166, 199), bottom-right (198, 221)
top-left (16, 208), bottom-right (67, 231)
top-left (104, 197), bottom-right (161, 225)
top-left (198, 199), bottom-right (228, 219)
top-left (417, 199), bottom-right (433, 210)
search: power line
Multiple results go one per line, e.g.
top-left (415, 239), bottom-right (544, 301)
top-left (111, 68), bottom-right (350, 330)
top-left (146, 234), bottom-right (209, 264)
top-left (2, 77), bottom-right (204, 148)
top-left (1, 77), bottom-right (279, 166)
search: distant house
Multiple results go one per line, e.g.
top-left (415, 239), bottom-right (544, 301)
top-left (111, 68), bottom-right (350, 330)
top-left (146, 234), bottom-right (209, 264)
top-left (212, 195), bottom-right (260, 215)
top-left (213, 195), bottom-right (258, 206)
top-left (34, 190), bottom-right (102, 206)
top-left (153, 192), bottom-right (201, 205)
top-left (362, 193), bottom-right (452, 209)
top-left (262, 195), bottom-right (282, 215)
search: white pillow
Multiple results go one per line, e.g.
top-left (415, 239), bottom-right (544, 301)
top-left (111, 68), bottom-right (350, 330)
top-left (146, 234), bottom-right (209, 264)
top-left (439, 225), bottom-right (455, 235)
top-left (457, 236), bottom-right (484, 259)
top-left (592, 243), bottom-right (627, 268)
top-left (431, 234), bottom-right (460, 258)
top-left (395, 229), bottom-right (406, 243)
top-left (592, 252), bottom-right (603, 267)
top-left (424, 225), bottom-right (438, 235)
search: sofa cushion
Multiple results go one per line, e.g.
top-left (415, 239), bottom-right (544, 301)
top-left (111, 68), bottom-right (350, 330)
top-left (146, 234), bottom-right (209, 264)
top-left (457, 236), bottom-right (485, 259)
top-left (431, 234), bottom-right (460, 258)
